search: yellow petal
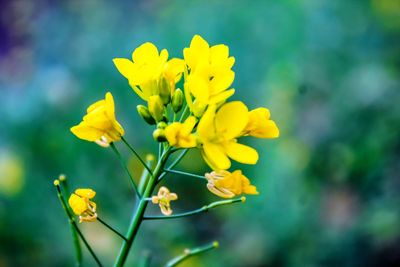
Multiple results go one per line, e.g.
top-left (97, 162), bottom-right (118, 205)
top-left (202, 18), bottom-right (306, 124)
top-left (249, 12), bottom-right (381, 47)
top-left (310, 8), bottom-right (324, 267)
top-left (132, 42), bottom-right (162, 63)
top-left (75, 188), bottom-right (96, 199)
top-left (104, 92), bottom-right (115, 120)
top-left (215, 101), bottom-right (249, 140)
top-left (197, 105), bottom-right (216, 139)
top-left (202, 142), bottom-right (231, 170)
top-left (209, 89), bottom-right (235, 104)
top-left (68, 194), bottom-right (87, 215)
top-left (224, 141), bottom-right (258, 165)
top-left (113, 58), bottom-right (137, 80)
top-left (70, 123), bottom-right (103, 142)
top-left (210, 70), bottom-right (235, 94)
top-left (184, 35), bottom-right (209, 69)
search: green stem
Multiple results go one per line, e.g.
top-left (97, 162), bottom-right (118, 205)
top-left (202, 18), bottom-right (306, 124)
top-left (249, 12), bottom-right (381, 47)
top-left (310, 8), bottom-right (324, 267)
top-left (110, 143), bottom-right (140, 197)
top-left (58, 177), bottom-right (82, 267)
top-left (158, 149), bottom-right (189, 182)
top-left (163, 169), bottom-right (205, 180)
top-left (113, 148), bottom-right (173, 267)
top-left (54, 183), bottom-right (103, 266)
top-left (179, 105), bottom-right (189, 122)
top-left (97, 217), bottom-right (127, 241)
top-left (138, 156), bottom-right (155, 195)
top-left (121, 137), bottom-right (153, 176)
top-left (164, 241), bottom-right (219, 267)
top-left (143, 197), bottom-right (245, 220)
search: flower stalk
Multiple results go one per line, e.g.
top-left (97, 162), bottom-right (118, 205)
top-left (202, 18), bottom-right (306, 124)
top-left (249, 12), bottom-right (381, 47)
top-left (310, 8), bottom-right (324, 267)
top-left (165, 241), bottom-right (219, 267)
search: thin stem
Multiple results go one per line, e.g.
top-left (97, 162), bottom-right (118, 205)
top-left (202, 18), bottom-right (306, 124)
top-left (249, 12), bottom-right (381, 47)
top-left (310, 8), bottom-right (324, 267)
top-left (57, 177), bottom-right (82, 267)
top-left (121, 137), bottom-right (153, 176)
top-left (138, 155), bottom-right (155, 195)
top-left (54, 182), bottom-right (103, 266)
top-left (113, 148), bottom-right (173, 267)
top-left (143, 197), bottom-right (245, 220)
top-left (179, 105), bottom-right (189, 122)
top-left (110, 143), bottom-right (140, 197)
top-left (164, 169), bottom-right (205, 180)
top-left (158, 149), bottom-right (189, 182)
top-left (164, 241), bottom-right (219, 267)
top-left (57, 178), bottom-right (82, 267)
top-left (97, 217), bottom-right (127, 242)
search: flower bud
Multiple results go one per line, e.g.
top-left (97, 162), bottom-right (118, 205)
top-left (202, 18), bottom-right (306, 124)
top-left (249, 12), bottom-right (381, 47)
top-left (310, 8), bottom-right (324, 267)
top-left (153, 128), bottom-right (167, 142)
top-left (157, 121), bottom-right (167, 129)
top-left (159, 76), bottom-right (171, 105)
top-left (137, 105), bottom-right (156, 125)
top-left (171, 89), bottom-right (184, 113)
top-left (148, 95), bottom-right (165, 122)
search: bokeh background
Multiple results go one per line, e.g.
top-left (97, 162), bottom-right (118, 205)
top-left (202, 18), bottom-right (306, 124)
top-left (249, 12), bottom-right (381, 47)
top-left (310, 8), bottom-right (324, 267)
top-left (1, 0), bottom-right (400, 266)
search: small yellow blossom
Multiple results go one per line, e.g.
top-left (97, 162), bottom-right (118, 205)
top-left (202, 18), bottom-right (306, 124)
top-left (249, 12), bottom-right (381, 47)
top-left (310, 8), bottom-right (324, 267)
top-left (151, 186), bottom-right (178, 216)
top-left (70, 92), bottom-right (125, 147)
top-left (113, 42), bottom-right (184, 101)
top-left (205, 170), bottom-right (258, 198)
top-left (197, 101), bottom-right (258, 170)
top-left (243, 107), bottom-right (280, 138)
top-left (164, 116), bottom-right (197, 148)
top-left (68, 188), bottom-right (97, 223)
top-left (183, 35), bottom-right (236, 116)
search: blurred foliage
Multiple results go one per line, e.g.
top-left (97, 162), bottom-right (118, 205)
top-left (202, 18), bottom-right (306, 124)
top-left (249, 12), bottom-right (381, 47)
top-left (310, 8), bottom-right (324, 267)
top-left (1, 0), bottom-right (400, 266)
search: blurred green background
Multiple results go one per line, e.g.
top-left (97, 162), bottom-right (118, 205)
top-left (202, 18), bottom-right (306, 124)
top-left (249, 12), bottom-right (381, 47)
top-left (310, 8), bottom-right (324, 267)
top-left (1, 0), bottom-right (400, 266)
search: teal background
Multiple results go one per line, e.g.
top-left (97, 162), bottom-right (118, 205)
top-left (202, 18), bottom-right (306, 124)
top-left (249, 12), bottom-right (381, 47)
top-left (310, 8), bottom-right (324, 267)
top-left (1, 0), bottom-right (400, 266)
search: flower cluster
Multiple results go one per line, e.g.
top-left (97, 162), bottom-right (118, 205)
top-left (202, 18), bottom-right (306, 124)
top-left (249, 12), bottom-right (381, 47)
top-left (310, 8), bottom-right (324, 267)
top-left (69, 35), bottom-right (278, 217)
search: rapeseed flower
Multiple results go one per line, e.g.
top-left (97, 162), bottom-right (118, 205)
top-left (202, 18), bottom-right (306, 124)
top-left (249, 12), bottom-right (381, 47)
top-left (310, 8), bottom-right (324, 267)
top-left (151, 186), bottom-right (178, 216)
top-left (68, 188), bottom-right (97, 223)
top-left (243, 107), bottom-right (280, 138)
top-left (113, 42), bottom-right (184, 101)
top-left (164, 116), bottom-right (197, 148)
top-left (183, 35), bottom-right (236, 116)
top-left (70, 92), bottom-right (124, 147)
top-left (197, 101), bottom-right (258, 170)
top-left (205, 170), bottom-right (258, 198)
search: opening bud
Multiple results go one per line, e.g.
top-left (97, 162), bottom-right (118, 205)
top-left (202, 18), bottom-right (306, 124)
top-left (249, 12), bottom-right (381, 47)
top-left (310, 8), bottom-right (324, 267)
top-left (171, 89), bottom-right (184, 113)
top-left (159, 76), bottom-right (171, 105)
top-left (137, 105), bottom-right (156, 125)
top-left (148, 95), bottom-right (165, 122)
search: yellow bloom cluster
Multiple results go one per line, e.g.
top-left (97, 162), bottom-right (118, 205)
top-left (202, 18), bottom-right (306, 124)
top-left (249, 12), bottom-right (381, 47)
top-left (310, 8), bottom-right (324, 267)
top-left (70, 35), bottom-right (279, 202)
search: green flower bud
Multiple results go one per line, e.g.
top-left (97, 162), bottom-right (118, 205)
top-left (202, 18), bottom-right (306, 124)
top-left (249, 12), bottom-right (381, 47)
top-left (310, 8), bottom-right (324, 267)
top-left (159, 76), bottom-right (171, 105)
top-left (148, 95), bottom-right (164, 122)
top-left (171, 89), bottom-right (184, 113)
top-left (157, 121), bottom-right (167, 129)
top-left (137, 105), bottom-right (156, 125)
top-left (153, 128), bottom-right (167, 142)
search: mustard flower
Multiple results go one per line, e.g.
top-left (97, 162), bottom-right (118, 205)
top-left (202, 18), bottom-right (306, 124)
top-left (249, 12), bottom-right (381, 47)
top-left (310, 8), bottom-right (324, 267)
top-left (243, 107), bottom-right (280, 138)
top-left (183, 35), bottom-right (236, 116)
top-left (197, 101), bottom-right (258, 170)
top-left (70, 92), bottom-right (125, 147)
top-left (164, 116), bottom-right (197, 148)
top-left (151, 186), bottom-right (178, 216)
top-left (205, 170), bottom-right (258, 198)
top-left (68, 188), bottom-right (97, 223)
top-left (113, 42), bottom-right (184, 101)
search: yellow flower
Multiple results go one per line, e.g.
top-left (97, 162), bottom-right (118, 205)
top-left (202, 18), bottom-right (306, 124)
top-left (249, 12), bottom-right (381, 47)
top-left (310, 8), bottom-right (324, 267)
top-left (243, 108), bottom-right (280, 138)
top-left (113, 42), bottom-right (184, 101)
top-left (197, 101), bottom-right (258, 170)
top-left (70, 92), bottom-right (124, 147)
top-left (183, 35), bottom-right (236, 116)
top-left (164, 116), bottom-right (197, 148)
top-left (68, 188), bottom-right (97, 223)
top-left (151, 186), bottom-right (178, 216)
top-left (205, 170), bottom-right (258, 198)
